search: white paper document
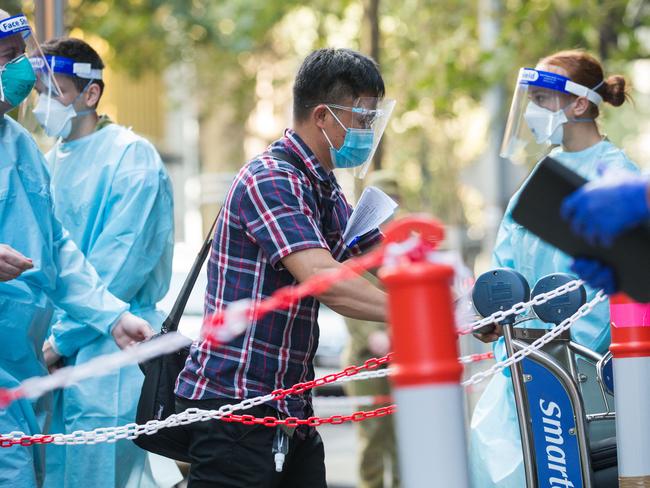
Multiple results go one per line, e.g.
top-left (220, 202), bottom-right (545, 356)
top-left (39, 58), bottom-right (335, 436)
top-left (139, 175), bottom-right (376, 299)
top-left (343, 186), bottom-right (399, 246)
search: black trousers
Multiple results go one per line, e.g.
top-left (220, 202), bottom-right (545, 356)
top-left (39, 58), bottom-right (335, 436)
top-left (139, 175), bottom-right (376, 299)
top-left (176, 397), bottom-right (327, 488)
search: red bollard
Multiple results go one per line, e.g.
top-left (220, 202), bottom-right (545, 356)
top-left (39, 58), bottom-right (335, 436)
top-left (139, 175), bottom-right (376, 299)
top-left (610, 294), bottom-right (650, 487)
top-left (380, 217), bottom-right (469, 488)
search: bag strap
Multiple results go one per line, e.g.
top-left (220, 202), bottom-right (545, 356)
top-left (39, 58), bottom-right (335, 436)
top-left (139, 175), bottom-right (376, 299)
top-left (270, 148), bottom-right (322, 209)
top-left (161, 213), bottom-right (219, 333)
top-left (270, 148), bottom-right (305, 172)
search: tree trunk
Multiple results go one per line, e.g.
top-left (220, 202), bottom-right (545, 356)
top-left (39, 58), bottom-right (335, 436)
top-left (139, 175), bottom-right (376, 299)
top-left (599, 5), bottom-right (625, 60)
top-left (363, 0), bottom-right (383, 172)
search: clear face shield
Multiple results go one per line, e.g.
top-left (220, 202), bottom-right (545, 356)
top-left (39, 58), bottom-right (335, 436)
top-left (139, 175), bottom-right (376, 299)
top-left (30, 55), bottom-right (102, 139)
top-left (323, 97), bottom-right (396, 178)
top-left (0, 14), bottom-right (61, 118)
top-left (500, 67), bottom-right (603, 164)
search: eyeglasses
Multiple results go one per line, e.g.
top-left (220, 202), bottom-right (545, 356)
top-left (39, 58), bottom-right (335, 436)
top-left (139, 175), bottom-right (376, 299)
top-left (326, 103), bottom-right (382, 129)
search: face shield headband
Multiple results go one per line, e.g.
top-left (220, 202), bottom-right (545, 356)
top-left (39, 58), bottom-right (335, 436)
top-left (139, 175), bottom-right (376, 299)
top-left (30, 56), bottom-right (101, 139)
top-left (0, 14), bottom-right (30, 40)
top-left (518, 68), bottom-right (603, 106)
top-left (500, 67), bottom-right (604, 161)
top-left (42, 55), bottom-right (103, 81)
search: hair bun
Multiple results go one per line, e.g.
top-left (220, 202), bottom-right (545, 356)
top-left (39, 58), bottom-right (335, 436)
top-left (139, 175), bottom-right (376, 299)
top-left (603, 75), bottom-right (627, 107)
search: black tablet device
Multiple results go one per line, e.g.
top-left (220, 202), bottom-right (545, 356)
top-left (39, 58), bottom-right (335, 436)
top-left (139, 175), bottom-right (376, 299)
top-left (511, 156), bottom-right (650, 302)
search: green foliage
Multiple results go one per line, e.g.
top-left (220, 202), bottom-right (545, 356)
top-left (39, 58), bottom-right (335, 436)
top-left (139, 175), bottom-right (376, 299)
top-left (66, 0), bottom-right (310, 74)
top-left (63, 0), bottom-right (650, 222)
top-left (375, 0), bottom-right (650, 220)
top-left (3, 1), bottom-right (23, 14)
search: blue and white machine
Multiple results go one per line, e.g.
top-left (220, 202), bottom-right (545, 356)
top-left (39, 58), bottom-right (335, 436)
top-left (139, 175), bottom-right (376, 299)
top-left (473, 269), bottom-right (618, 487)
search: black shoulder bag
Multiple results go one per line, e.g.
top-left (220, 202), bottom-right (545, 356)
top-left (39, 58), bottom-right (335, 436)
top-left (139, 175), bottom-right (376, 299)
top-left (132, 215), bottom-right (217, 462)
top-left (133, 149), bottom-right (309, 461)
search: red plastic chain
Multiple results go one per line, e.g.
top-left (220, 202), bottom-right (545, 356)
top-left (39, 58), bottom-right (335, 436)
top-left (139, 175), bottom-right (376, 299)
top-left (0, 354), bottom-right (394, 448)
top-left (220, 404), bottom-right (397, 428)
top-left (461, 352), bottom-right (495, 363)
top-left (270, 353), bottom-right (393, 401)
top-left (0, 408), bottom-right (398, 448)
top-left (0, 435), bottom-right (54, 448)
top-left (0, 346), bottom-right (489, 448)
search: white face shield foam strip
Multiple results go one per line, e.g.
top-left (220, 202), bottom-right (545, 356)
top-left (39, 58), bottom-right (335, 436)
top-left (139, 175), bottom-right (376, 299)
top-left (72, 63), bottom-right (103, 80)
top-left (565, 80), bottom-right (603, 106)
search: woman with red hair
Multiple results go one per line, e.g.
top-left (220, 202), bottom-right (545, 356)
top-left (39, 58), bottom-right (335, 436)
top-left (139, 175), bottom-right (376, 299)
top-left (470, 50), bottom-right (639, 487)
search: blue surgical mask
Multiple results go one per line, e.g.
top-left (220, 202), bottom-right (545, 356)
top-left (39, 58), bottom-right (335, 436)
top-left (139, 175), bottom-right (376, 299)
top-left (0, 55), bottom-right (36, 107)
top-left (322, 106), bottom-right (375, 169)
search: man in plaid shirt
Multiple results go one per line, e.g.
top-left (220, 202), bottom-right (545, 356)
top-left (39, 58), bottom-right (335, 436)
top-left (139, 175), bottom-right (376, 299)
top-left (176, 48), bottom-right (393, 487)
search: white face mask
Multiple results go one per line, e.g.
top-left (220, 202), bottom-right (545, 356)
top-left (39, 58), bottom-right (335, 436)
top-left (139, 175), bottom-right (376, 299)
top-left (32, 94), bottom-right (77, 139)
top-left (523, 101), bottom-right (568, 146)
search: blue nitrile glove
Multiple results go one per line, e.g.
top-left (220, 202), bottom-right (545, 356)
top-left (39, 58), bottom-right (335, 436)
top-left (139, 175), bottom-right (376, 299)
top-left (571, 258), bottom-right (617, 295)
top-left (561, 175), bottom-right (650, 247)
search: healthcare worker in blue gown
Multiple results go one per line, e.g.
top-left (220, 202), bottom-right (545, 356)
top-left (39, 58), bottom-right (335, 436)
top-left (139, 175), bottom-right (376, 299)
top-left (31, 38), bottom-right (181, 487)
top-left (469, 50), bottom-right (639, 488)
top-left (0, 10), bottom-right (154, 488)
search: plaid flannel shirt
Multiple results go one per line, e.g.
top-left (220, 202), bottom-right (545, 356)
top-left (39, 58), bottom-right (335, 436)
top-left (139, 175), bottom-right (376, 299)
top-left (175, 129), bottom-right (382, 418)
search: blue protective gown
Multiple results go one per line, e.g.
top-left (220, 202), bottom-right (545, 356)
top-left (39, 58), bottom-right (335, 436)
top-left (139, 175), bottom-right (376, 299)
top-left (0, 115), bottom-right (128, 487)
top-left (469, 140), bottom-right (639, 487)
top-left (41, 123), bottom-right (176, 488)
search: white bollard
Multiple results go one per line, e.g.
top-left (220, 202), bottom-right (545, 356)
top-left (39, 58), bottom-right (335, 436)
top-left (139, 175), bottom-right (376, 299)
top-left (380, 227), bottom-right (469, 488)
top-left (610, 295), bottom-right (650, 487)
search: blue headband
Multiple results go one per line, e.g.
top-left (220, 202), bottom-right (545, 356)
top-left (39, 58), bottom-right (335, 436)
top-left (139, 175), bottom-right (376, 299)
top-left (517, 67), bottom-right (603, 106)
top-left (43, 55), bottom-right (103, 80)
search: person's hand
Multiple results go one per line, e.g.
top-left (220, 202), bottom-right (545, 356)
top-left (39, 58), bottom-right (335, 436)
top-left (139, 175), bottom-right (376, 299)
top-left (0, 244), bottom-right (33, 281)
top-left (472, 323), bottom-right (503, 344)
top-left (368, 331), bottom-right (391, 357)
top-left (111, 312), bottom-right (154, 349)
top-left (42, 339), bottom-right (62, 373)
top-left (571, 258), bottom-right (617, 295)
top-left (561, 175), bottom-right (650, 247)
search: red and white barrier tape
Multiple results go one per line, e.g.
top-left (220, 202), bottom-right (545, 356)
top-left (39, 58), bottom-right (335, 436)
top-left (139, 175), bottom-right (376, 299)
top-left (0, 332), bottom-right (191, 408)
top-left (0, 274), bottom-right (580, 410)
top-left (0, 215), bottom-right (600, 452)
top-left (0, 353), bottom-right (393, 447)
top-left (0, 247), bottom-right (390, 409)
top-left (0, 293), bottom-right (602, 448)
